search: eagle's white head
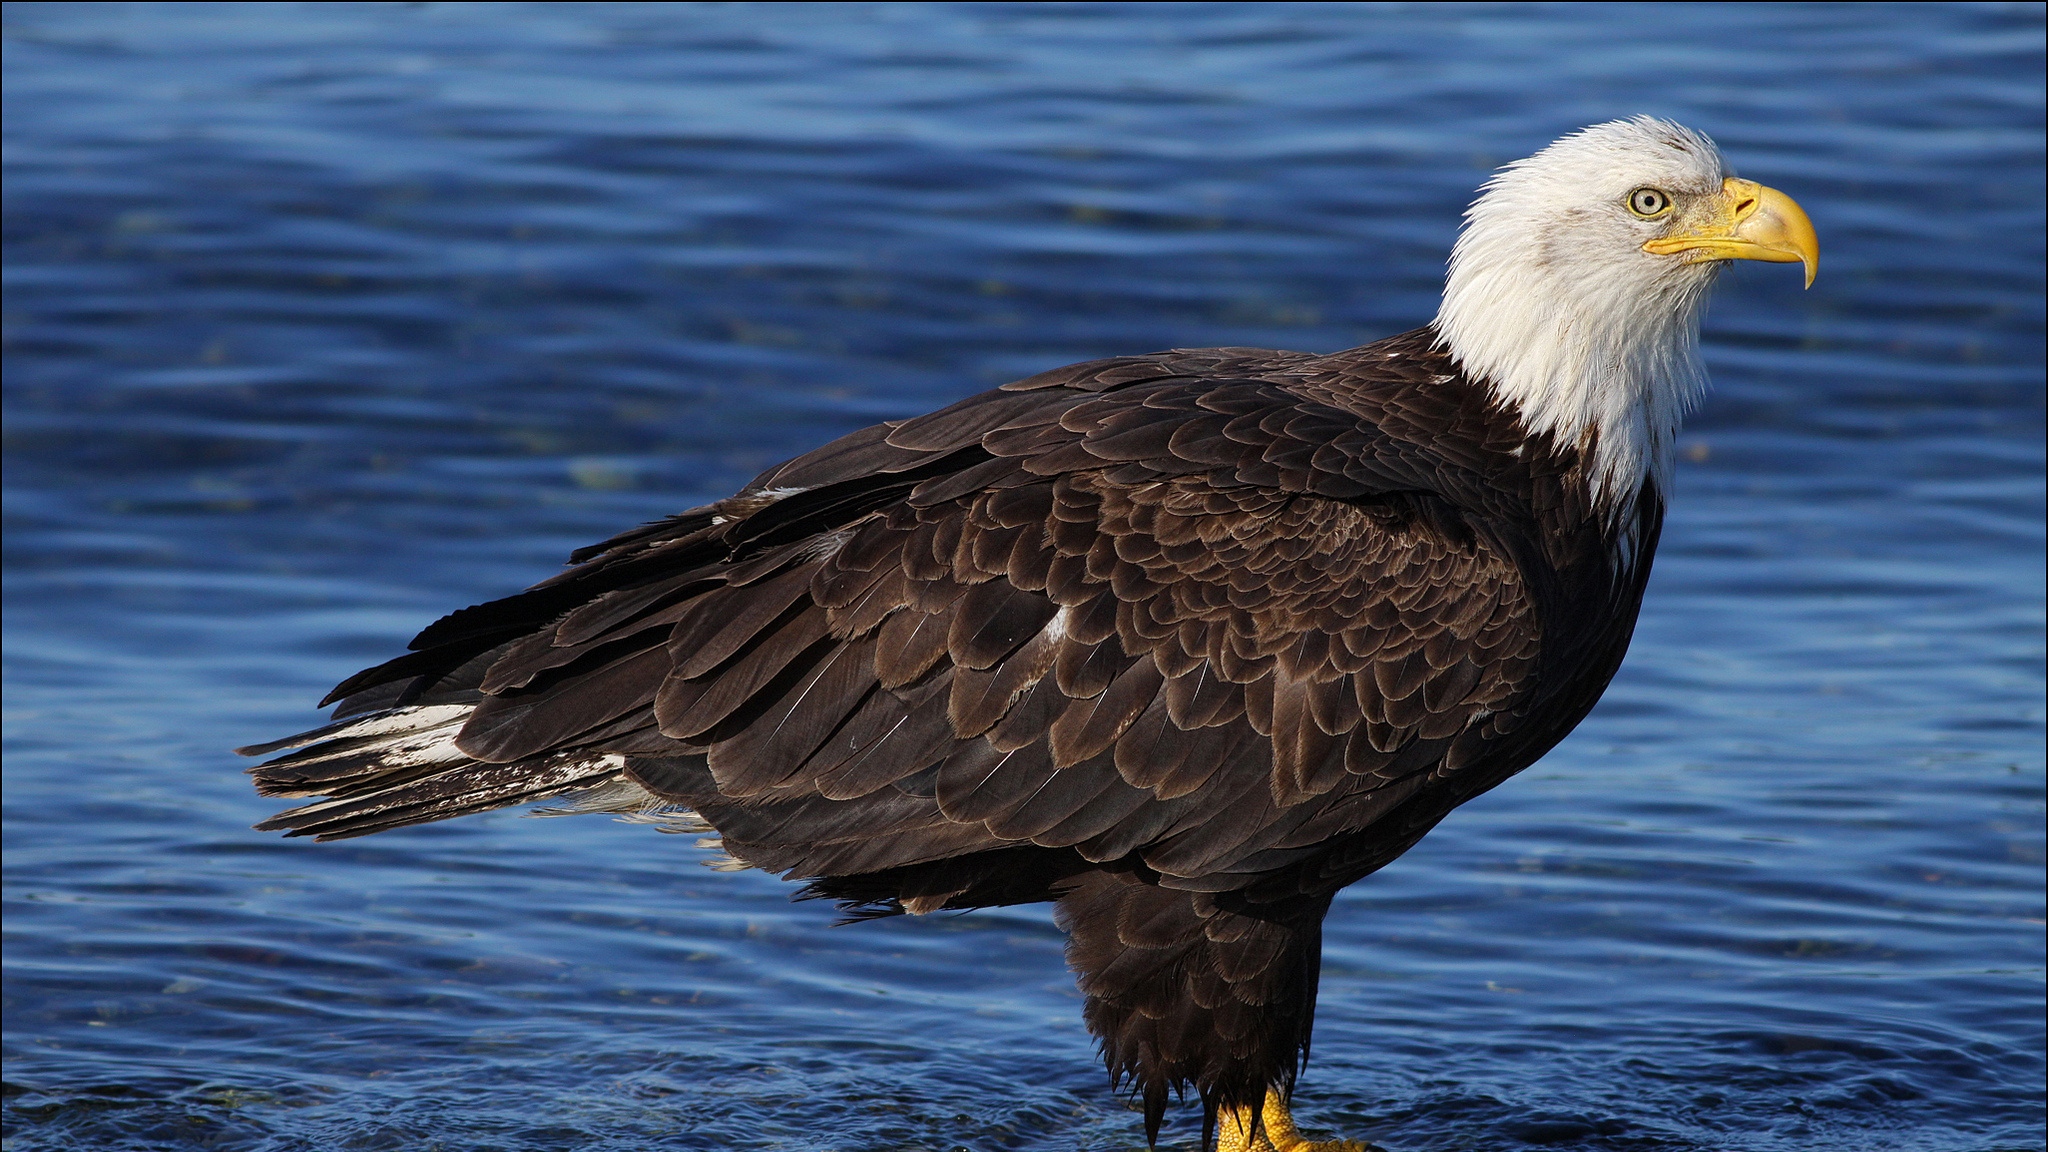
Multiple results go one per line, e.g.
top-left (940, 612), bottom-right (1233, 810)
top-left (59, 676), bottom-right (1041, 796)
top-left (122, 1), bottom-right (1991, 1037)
top-left (1434, 117), bottom-right (1818, 512)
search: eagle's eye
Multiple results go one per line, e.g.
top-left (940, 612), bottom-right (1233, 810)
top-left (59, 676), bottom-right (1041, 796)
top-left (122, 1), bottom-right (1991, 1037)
top-left (1627, 187), bottom-right (1673, 219)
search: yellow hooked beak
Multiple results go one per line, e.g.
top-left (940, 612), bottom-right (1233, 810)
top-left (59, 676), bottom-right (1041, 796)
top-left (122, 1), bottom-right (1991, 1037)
top-left (1642, 177), bottom-right (1819, 288)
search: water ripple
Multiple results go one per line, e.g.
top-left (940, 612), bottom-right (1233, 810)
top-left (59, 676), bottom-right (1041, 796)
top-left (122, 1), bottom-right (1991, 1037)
top-left (5, 4), bottom-right (2041, 1150)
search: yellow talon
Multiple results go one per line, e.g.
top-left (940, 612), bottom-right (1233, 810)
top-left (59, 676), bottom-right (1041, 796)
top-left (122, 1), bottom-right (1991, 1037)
top-left (1215, 1089), bottom-right (1376, 1152)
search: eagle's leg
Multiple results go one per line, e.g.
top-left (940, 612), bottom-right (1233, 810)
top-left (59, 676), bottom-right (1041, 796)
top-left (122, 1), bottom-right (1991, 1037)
top-left (1216, 1088), bottom-right (1375, 1152)
top-left (1054, 868), bottom-right (1351, 1147)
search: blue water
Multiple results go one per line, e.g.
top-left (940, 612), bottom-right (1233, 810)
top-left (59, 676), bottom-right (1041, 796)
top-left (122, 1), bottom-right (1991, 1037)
top-left (3, 5), bottom-right (2041, 1150)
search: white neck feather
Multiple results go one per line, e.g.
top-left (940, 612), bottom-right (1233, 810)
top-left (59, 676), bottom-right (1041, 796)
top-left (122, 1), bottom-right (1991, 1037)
top-left (1430, 119), bottom-right (1730, 516)
top-left (1435, 257), bottom-right (1713, 514)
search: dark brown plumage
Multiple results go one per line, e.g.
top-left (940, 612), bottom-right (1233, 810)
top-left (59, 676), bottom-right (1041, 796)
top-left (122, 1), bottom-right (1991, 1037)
top-left (245, 327), bottom-right (1660, 1142)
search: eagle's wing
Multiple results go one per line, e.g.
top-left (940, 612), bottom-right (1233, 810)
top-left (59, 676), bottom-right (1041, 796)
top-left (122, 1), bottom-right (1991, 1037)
top-left (249, 348), bottom-right (1540, 893)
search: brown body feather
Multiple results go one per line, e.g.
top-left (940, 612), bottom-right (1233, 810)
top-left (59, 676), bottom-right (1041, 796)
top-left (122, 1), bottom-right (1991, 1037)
top-left (244, 326), bottom-right (1661, 1142)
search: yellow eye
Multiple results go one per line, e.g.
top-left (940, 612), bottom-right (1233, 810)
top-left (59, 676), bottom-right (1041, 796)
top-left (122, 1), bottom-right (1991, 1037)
top-left (1628, 187), bottom-right (1673, 218)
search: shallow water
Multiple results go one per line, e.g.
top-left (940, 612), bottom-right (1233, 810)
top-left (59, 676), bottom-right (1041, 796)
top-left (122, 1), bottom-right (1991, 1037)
top-left (3, 4), bottom-right (2042, 1150)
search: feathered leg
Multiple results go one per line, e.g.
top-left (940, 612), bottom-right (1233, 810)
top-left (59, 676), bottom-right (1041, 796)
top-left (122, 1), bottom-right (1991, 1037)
top-left (1055, 869), bottom-right (1371, 1148)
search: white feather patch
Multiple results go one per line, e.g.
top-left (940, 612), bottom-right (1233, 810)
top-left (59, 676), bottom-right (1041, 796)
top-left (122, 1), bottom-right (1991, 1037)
top-left (529, 771), bottom-right (712, 836)
top-left (1043, 605), bottom-right (1073, 644)
top-left (801, 526), bottom-right (855, 561)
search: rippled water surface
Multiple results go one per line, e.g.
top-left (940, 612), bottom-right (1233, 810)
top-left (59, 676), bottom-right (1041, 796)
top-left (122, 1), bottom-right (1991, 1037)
top-left (4, 5), bottom-right (2042, 1150)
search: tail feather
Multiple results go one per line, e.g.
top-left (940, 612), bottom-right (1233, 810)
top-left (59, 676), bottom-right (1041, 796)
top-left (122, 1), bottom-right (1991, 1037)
top-left (253, 753), bottom-right (626, 840)
top-left (242, 703), bottom-right (629, 841)
top-left (234, 704), bottom-right (473, 761)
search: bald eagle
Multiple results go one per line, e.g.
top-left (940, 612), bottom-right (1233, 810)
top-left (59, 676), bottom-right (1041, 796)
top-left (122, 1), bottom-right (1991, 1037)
top-left (242, 118), bottom-right (1816, 1150)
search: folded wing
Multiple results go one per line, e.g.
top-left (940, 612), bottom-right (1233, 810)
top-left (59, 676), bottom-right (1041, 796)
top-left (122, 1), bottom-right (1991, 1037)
top-left (247, 343), bottom-right (1541, 895)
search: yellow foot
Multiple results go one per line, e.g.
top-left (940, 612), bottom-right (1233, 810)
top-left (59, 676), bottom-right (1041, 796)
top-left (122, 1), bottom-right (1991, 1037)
top-left (1215, 1088), bottom-right (1376, 1152)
